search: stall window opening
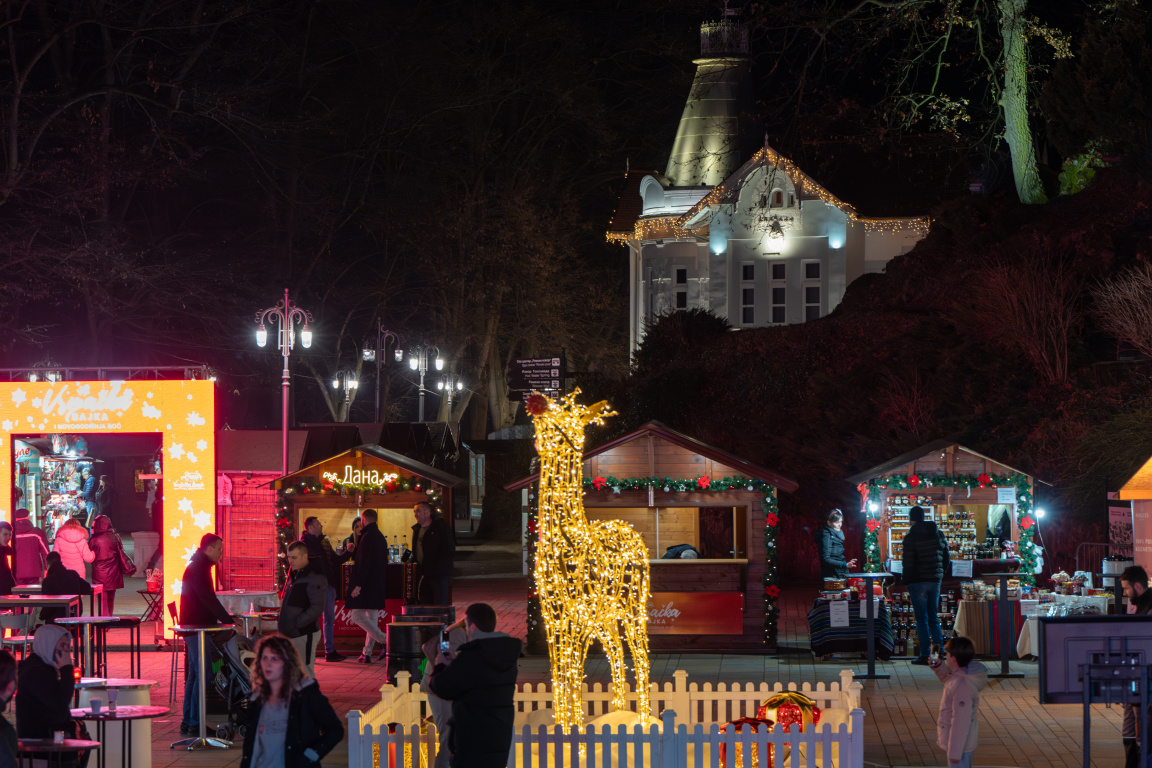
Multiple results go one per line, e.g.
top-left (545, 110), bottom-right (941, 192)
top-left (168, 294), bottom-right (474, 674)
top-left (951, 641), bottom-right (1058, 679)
top-left (585, 506), bottom-right (747, 560)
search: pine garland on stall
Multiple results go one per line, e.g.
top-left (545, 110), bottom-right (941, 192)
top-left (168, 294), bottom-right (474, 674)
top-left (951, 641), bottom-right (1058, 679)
top-left (860, 472), bottom-right (1036, 583)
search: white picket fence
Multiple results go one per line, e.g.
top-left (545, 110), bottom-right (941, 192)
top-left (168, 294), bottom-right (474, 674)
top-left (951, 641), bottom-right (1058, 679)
top-left (347, 670), bottom-right (866, 768)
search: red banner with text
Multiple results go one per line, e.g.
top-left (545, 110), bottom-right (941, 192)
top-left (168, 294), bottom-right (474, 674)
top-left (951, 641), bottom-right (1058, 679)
top-left (648, 592), bottom-right (744, 634)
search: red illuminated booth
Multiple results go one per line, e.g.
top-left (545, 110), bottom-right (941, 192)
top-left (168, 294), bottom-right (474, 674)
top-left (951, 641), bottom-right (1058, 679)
top-left (506, 421), bottom-right (797, 652)
top-left (272, 444), bottom-right (464, 636)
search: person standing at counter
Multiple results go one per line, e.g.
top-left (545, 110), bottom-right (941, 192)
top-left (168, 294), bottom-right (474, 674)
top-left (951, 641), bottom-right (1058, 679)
top-left (816, 510), bottom-right (857, 580)
top-left (345, 509), bottom-right (389, 663)
top-left (902, 505), bottom-right (950, 665)
top-left (404, 502), bottom-right (455, 605)
top-left (80, 468), bottom-right (98, 527)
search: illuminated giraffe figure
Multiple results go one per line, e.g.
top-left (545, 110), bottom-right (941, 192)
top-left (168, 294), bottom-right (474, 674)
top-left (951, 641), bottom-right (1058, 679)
top-left (528, 390), bottom-right (651, 733)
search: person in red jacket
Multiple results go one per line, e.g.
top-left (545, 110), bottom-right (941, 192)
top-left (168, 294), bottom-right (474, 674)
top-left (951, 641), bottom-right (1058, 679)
top-left (89, 515), bottom-right (130, 615)
top-left (12, 510), bottom-right (48, 586)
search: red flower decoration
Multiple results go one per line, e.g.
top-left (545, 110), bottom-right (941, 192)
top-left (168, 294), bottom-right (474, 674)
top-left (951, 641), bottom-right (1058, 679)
top-left (764, 585), bottom-right (780, 598)
top-left (977, 473), bottom-right (991, 489)
top-left (907, 474), bottom-right (920, 488)
top-left (386, 481), bottom-right (398, 493)
top-left (697, 475), bottom-right (711, 490)
top-left (866, 518), bottom-right (880, 533)
top-left (1019, 516), bottom-right (1034, 530)
top-left (766, 512), bottom-right (779, 527)
top-left (592, 476), bottom-right (607, 491)
top-left (525, 393), bottom-right (550, 416)
top-left (276, 518), bottom-right (291, 528)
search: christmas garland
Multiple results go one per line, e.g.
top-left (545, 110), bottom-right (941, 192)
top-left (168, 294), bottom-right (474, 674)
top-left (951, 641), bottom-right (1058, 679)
top-left (522, 474), bottom-right (782, 646)
top-left (859, 472), bottom-right (1036, 583)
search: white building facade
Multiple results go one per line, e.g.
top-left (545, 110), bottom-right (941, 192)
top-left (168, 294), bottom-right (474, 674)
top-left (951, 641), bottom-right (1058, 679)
top-left (609, 19), bottom-right (928, 355)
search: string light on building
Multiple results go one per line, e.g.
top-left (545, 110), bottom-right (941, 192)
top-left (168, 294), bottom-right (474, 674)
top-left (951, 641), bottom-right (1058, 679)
top-left (528, 390), bottom-right (651, 733)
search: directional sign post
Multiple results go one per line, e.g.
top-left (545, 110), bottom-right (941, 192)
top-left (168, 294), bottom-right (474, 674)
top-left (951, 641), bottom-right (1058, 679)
top-left (507, 356), bottom-right (564, 400)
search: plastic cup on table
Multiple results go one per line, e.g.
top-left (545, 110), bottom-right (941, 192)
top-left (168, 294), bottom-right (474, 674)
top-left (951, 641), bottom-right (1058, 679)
top-left (90, 698), bottom-right (102, 714)
top-left (107, 688), bottom-right (118, 711)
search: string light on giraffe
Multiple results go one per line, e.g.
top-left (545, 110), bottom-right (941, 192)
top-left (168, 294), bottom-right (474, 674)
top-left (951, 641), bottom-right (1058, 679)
top-left (527, 390), bottom-right (651, 733)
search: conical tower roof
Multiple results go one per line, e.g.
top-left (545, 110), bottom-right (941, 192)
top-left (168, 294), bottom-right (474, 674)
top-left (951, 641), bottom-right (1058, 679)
top-left (665, 17), bottom-right (754, 188)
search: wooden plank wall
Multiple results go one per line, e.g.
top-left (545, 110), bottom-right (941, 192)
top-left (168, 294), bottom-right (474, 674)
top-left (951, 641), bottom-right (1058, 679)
top-left (585, 436), bottom-right (742, 481)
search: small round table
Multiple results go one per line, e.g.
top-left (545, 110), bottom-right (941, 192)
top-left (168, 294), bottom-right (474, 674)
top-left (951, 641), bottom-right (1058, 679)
top-left (55, 616), bottom-right (123, 677)
top-left (168, 624), bottom-right (235, 751)
top-left (17, 739), bottom-right (102, 768)
top-left (214, 589), bottom-right (278, 616)
top-left (71, 705), bottom-right (170, 768)
top-left (75, 679), bottom-right (158, 765)
top-left (237, 611), bottom-right (279, 637)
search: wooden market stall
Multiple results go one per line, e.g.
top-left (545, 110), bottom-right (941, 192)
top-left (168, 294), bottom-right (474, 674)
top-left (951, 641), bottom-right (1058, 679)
top-left (507, 421), bottom-right (797, 652)
top-left (272, 444), bottom-right (464, 637)
top-left (846, 441), bottom-right (1045, 657)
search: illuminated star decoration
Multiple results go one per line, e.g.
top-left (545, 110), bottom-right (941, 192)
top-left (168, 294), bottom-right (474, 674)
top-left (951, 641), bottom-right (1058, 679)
top-left (187, 453), bottom-right (198, 464)
top-left (192, 511), bottom-right (211, 529)
top-left (529, 389), bottom-right (650, 733)
top-left (178, 498), bottom-right (193, 513)
top-left (171, 579), bottom-right (183, 596)
top-left (169, 525), bottom-right (182, 539)
top-left (168, 443), bottom-right (184, 460)
top-left (197, 440), bottom-right (208, 452)
top-left (11, 389), bottom-right (25, 405)
top-left (142, 403), bottom-right (161, 419)
top-left (186, 411), bottom-right (205, 426)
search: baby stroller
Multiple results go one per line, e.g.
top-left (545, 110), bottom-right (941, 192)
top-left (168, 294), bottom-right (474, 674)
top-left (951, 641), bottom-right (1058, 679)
top-left (211, 633), bottom-right (256, 741)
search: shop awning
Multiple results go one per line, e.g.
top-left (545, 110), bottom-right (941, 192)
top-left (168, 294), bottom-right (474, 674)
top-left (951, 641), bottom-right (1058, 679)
top-left (274, 443), bottom-right (464, 489)
top-left (1117, 457), bottom-right (1152, 500)
top-left (845, 440), bottom-right (1049, 485)
top-left (503, 420), bottom-right (798, 493)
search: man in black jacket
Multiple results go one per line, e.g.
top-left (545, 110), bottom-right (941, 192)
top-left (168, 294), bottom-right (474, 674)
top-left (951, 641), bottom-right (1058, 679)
top-left (428, 603), bottom-right (521, 768)
top-left (179, 533), bottom-right (233, 735)
top-left (279, 541), bottom-right (327, 676)
top-left (406, 502), bottom-right (455, 605)
top-left (346, 509), bottom-right (389, 663)
top-left (901, 506), bottom-right (950, 665)
top-left (301, 517), bottom-right (344, 662)
top-left (40, 552), bottom-right (93, 622)
top-left (1120, 566), bottom-right (1152, 768)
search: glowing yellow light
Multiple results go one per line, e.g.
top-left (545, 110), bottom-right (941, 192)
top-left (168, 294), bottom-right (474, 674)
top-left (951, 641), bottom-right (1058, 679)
top-left (530, 390), bottom-right (650, 733)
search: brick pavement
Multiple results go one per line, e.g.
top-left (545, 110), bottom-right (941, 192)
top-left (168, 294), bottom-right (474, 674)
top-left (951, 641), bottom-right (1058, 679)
top-left (30, 580), bottom-right (1122, 767)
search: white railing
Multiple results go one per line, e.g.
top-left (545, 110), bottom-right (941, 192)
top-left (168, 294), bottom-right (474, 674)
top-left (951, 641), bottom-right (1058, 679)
top-left (349, 709), bottom-right (866, 768)
top-left (348, 670), bottom-right (865, 768)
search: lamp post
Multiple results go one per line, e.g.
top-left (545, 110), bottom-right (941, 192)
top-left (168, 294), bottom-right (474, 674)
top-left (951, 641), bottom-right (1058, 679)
top-left (361, 320), bottom-right (402, 423)
top-left (255, 289), bottom-right (313, 476)
top-left (405, 345), bottom-right (443, 422)
top-left (331, 370), bottom-right (359, 420)
top-left (437, 374), bottom-right (464, 408)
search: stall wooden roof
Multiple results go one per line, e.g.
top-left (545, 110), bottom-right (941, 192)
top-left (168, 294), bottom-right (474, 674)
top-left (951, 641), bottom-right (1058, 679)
top-left (504, 421), bottom-right (798, 492)
top-left (216, 429), bottom-right (309, 474)
top-left (845, 440), bottom-right (1047, 485)
top-left (1116, 456), bottom-right (1152, 500)
top-left (273, 443), bottom-right (465, 489)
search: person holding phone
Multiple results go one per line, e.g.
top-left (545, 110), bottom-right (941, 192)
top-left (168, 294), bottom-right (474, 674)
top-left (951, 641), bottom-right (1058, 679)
top-left (16, 626), bottom-right (77, 743)
top-left (421, 621), bottom-right (467, 768)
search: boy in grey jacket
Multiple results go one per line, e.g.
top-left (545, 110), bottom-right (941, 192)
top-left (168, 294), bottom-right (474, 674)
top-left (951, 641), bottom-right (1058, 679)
top-left (279, 541), bottom-right (327, 676)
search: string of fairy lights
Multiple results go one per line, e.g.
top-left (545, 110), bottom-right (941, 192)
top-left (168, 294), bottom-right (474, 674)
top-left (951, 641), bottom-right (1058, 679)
top-left (528, 391), bottom-right (651, 732)
top-left (606, 146), bottom-right (931, 244)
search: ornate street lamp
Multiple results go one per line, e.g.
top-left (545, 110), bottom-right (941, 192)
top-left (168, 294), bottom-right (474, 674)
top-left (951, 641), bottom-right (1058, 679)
top-left (437, 374), bottom-right (465, 408)
top-left (255, 289), bottom-right (314, 476)
top-left (402, 345), bottom-right (443, 422)
top-left (361, 320), bottom-right (402, 423)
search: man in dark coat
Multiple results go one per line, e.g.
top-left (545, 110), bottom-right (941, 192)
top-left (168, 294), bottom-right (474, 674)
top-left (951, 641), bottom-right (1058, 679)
top-left (13, 509), bottom-right (48, 586)
top-left (428, 603), bottom-right (521, 768)
top-left (279, 541), bottom-right (327, 676)
top-left (815, 510), bottom-right (857, 580)
top-left (301, 517), bottom-right (343, 662)
top-left (345, 509), bottom-right (388, 663)
top-left (901, 506), bottom-right (950, 664)
top-left (405, 502), bottom-right (455, 605)
top-left (1120, 566), bottom-right (1152, 768)
top-left (40, 552), bottom-right (93, 622)
top-left (178, 533), bottom-right (233, 734)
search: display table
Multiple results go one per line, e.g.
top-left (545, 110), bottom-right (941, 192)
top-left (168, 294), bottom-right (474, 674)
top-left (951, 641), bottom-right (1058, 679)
top-left (807, 599), bottom-right (893, 660)
top-left (1015, 595), bottom-right (1113, 658)
top-left (215, 589), bottom-right (279, 616)
top-left (953, 599), bottom-right (1023, 656)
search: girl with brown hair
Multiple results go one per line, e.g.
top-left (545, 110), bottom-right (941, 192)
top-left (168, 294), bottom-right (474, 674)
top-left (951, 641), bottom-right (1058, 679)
top-left (240, 634), bottom-right (343, 768)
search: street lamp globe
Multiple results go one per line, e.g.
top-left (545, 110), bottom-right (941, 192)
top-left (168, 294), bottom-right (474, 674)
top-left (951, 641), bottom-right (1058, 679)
top-left (394, 347), bottom-right (404, 362)
top-left (301, 324), bottom-right (313, 348)
top-left (435, 357), bottom-right (444, 371)
top-left (409, 356), bottom-right (419, 371)
top-left (256, 324), bottom-right (268, 348)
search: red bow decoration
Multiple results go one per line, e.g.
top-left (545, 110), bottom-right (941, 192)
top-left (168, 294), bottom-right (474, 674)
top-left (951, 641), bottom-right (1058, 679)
top-left (1019, 516), bottom-right (1034, 530)
top-left (525, 393), bottom-right (550, 416)
top-left (766, 512), bottom-right (779, 527)
top-left (697, 475), bottom-right (711, 490)
top-left (866, 518), bottom-right (880, 533)
top-left (592, 476), bottom-right (607, 491)
top-left (276, 518), bottom-right (291, 529)
top-left (977, 472), bottom-right (991, 488)
top-left (764, 584), bottom-right (780, 598)
top-left (907, 474), bottom-right (921, 488)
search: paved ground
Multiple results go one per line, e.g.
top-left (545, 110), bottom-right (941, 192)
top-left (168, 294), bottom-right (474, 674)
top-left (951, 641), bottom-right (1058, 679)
top-left (14, 559), bottom-right (1123, 767)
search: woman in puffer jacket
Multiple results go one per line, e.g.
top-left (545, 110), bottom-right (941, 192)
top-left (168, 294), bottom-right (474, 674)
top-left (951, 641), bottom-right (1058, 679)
top-left (52, 518), bottom-right (95, 579)
top-left (89, 515), bottom-right (128, 615)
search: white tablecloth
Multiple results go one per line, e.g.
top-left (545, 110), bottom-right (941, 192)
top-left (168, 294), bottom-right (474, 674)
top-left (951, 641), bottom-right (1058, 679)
top-left (1015, 596), bottom-right (1113, 657)
top-left (215, 590), bottom-right (280, 616)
